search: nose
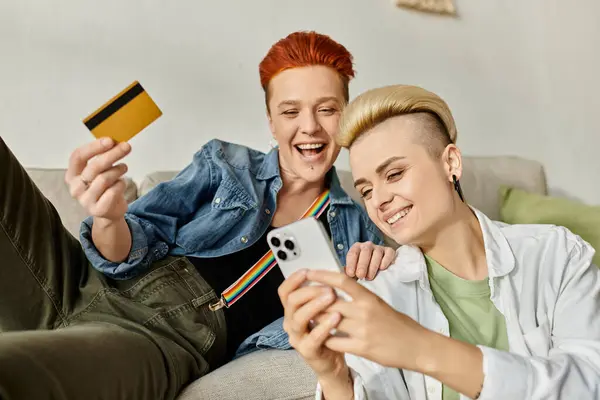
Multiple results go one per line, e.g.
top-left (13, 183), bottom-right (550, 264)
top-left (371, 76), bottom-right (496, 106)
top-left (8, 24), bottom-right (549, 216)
top-left (371, 184), bottom-right (393, 211)
top-left (299, 110), bottom-right (320, 136)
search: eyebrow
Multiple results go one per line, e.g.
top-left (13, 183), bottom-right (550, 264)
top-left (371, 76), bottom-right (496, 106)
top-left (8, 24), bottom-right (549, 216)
top-left (353, 156), bottom-right (406, 188)
top-left (277, 96), bottom-right (340, 109)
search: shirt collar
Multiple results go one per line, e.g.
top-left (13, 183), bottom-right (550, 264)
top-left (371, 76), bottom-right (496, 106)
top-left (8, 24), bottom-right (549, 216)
top-left (392, 206), bottom-right (516, 285)
top-left (473, 207), bottom-right (515, 278)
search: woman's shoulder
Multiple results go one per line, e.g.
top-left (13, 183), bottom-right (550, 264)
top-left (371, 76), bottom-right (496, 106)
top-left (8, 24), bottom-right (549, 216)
top-left (195, 139), bottom-right (277, 183)
top-left (498, 221), bottom-right (590, 251)
top-left (201, 139), bottom-right (266, 165)
top-left (497, 221), bottom-right (596, 275)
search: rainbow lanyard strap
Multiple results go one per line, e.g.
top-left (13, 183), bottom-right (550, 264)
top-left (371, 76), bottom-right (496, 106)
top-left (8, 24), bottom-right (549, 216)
top-left (209, 190), bottom-right (331, 311)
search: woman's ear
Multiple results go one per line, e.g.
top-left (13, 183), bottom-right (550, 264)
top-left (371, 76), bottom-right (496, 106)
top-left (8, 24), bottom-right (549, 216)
top-left (266, 108), bottom-right (275, 136)
top-left (266, 110), bottom-right (280, 149)
top-left (442, 144), bottom-right (463, 182)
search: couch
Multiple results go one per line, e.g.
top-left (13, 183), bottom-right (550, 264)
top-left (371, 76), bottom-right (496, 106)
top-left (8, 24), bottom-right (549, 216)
top-left (25, 155), bottom-right (547, 400)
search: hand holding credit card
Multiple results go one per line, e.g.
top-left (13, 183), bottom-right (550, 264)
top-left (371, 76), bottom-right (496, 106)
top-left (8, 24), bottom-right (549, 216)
top-left (83, 81), bottom-right (162, 142)
top-left (65, 80), bottom-right (162, 223)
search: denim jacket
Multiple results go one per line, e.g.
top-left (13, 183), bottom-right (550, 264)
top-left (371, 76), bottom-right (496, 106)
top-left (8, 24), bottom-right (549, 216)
top-left (80, 139), bottom-right (385, 354)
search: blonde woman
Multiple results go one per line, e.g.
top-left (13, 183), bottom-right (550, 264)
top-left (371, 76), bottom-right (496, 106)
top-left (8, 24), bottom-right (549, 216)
top-left (278, 85), bottom-right (600, 399)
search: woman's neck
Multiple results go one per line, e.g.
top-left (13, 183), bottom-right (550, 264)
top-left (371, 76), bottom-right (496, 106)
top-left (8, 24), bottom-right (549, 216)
top-left (278, 158), bottom-right (327, 198)
top-left (420, 204), bottom-right (488, 280)
top-left (279, 172), bottom-right (325, 198)
top-left (271, 162), bottom-right (327, 227)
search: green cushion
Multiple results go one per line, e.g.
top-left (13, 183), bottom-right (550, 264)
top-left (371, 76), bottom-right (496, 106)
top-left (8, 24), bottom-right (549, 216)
top-left (499, 186), bottom-right (600, 266)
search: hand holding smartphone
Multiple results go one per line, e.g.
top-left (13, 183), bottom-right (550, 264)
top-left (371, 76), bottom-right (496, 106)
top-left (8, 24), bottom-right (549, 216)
top-left (267, 217), bottom-right (352, 302)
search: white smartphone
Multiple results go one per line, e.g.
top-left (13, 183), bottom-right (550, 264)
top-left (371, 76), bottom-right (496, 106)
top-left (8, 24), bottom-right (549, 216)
top-left (267, 217), bottom-right (352, 302)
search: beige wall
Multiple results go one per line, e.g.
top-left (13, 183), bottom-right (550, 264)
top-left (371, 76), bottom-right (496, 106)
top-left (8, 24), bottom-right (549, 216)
top-left (1, 0), bottom-right (598, 204)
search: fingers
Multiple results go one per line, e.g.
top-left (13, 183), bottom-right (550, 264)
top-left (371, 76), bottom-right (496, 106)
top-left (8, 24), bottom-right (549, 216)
top-left (66, 138), bottom-right (132, 218)
top-left (355, 244), bottom-right (373, 280)
top-left (345, 243), bottom-right (397, 280)
top-left (75, 164), bottom-right (128, 206)
top-left (278, 269), bottom-right (308, 307)
top-left (65, 138), bottom-right (115, 182)
top-left (367, 246), bottom-right (384, 280)
top-left (325, 335), bottom-right (361, 356)
top-left (286, 285), bottom-right (330, 315)
top-left (79, 141), bottom-right (131, 184)
top-left (93, 178), bottom-right (127, 216)
top-left (306, 269), bottom-right (367, 299)
top-left (298, 312), bottom-right (342, 356)
top-left (282, 283), bottom-right (339, 355)
top-left (283, 285), bottom-right (331, 323)
top-left (345, 244), bottom-right (360, 277)
top-left (323, 317), bottom-right (367, 355)
top-left (289, 287), bottom-right (337, 335)
top-left (68, 175), bottom-right (90, 200)
top-left (326, 297), bottom-right (358, 316)
top-left (380, 247), bottom-right (397, 270)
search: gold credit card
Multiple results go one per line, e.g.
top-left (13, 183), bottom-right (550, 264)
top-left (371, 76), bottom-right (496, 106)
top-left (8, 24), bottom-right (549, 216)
top-left (83, 81), bottom-right (162, 142)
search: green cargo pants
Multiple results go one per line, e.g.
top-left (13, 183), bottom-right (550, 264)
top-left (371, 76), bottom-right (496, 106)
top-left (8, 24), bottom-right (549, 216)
top-left (0, 137), bottom-right (227, 400)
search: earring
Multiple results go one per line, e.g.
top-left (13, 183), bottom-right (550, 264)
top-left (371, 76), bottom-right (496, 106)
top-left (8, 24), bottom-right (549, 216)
top-left (269, 138), bottom-right (279, 149)
top-left (452, 175), bottom-right (465, 202)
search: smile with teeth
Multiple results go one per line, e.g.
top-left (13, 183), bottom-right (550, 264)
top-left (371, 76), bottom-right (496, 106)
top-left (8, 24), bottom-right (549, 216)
top-left (296, 143), bottom-right (326, 157)
top-left (296, 143), bottom-right (325, 150)
top-left (386, 206), bottom-right (412, 225)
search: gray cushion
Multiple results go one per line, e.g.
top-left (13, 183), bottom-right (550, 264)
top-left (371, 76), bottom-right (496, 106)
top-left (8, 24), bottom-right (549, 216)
top-left (138, 171), bottom-right (179, 197)
top-left (459, 156), bottom-right (547, 220)
top-left (176, 350), bottom-right (316, 400)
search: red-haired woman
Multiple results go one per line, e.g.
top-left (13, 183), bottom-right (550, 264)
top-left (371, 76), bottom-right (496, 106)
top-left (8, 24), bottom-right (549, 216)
top-left (0, 31), bottom-right (394, 399)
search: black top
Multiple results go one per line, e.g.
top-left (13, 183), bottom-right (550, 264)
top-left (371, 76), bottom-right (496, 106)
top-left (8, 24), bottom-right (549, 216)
top-left (188, 208), bottom-right (332, 361)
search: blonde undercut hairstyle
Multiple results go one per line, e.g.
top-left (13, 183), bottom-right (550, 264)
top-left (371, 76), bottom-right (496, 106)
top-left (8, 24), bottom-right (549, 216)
top-left (337, 84), bottom-right (458, 157)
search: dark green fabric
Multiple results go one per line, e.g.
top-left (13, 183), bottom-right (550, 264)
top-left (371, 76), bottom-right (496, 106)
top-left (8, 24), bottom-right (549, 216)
top-left (0, 137), bottom-right (227, 400)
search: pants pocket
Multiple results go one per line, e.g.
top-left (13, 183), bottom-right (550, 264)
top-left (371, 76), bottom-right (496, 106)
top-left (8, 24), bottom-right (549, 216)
top-left (88, 256), bottom-right (227, 369)
top-left (118, 256), bottom-right (214, 311)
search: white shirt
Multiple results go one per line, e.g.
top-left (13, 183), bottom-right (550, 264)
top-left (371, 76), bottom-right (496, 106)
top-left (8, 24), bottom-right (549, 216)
top-left (316, 207), bottom-right (600, 400)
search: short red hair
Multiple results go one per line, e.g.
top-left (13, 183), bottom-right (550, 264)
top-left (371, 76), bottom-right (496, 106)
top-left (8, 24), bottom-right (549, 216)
top-left (259, 31), bottom-right (355, 102)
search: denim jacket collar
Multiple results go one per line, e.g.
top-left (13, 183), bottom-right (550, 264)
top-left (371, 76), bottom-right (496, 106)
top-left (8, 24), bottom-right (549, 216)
top-left (256, 148), bottom-right (280, 181)
top-left (327, 167), bottom-right (354, 206)
top-left (256, 148), bottom-right (354, 207)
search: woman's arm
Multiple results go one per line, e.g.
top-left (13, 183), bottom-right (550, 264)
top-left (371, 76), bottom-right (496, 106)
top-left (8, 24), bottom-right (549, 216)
top-left (80, 143), bottom-right (217, 278)
top-left (91, 216), bottom-right (132, 263)
top-left (317, 364), bottom-right (355, 400)
top-left (412, 331), bottom-right (484, 398)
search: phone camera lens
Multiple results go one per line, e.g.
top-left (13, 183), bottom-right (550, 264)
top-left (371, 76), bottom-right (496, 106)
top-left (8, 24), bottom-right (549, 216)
top-left (277, 250), bottom-right (287, 260)
top-left (284, 240), bottom-right (295, 250)
top-left (270, 237), bottom-right (281, 247)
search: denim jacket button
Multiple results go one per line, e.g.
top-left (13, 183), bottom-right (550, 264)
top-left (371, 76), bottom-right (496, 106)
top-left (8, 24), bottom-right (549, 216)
top-left (329, 211), bottom-right (336, 218)
top-left (265, 209), bottom-right (271, 215)
top-left (241, 236), bottom-right (248, 244)
top-left (336, 243), bottom-right (344, 250)
top-left (214, 197), bottom-right (221, 204)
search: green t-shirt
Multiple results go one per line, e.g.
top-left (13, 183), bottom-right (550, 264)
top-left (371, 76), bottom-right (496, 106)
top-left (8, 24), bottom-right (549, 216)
top-left (425, 255), bottom-right (509, 400)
